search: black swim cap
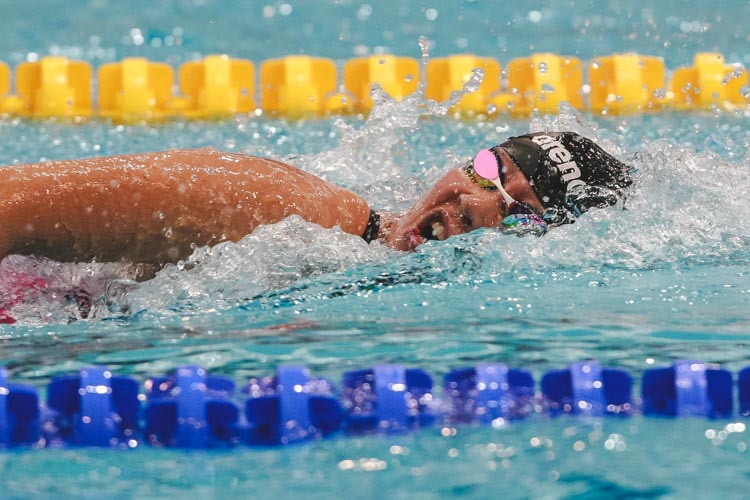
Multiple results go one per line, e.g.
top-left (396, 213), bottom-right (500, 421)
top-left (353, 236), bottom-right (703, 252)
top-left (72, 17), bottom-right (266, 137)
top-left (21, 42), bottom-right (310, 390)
top-left (498, 132), bottom-right (633, 221)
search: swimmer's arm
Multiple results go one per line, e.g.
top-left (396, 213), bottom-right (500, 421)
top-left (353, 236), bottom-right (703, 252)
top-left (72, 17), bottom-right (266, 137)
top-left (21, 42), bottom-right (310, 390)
top-left (0, 148), bottom-right (371, 264)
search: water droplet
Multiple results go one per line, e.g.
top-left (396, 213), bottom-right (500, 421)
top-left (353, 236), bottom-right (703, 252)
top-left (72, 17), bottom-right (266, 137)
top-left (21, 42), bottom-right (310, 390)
top-left (419, 36), bottom-right (430, 60)
top-left (538, 62), bottom-right (548, 74)
top-left (356, 4), bottom-right (372, 21)
top-left (528, 10), bottom-right (542, 23)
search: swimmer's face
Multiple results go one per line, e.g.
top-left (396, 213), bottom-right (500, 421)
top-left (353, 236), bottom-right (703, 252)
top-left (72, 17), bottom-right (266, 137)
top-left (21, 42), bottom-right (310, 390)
top-left (384, 149), bottom-right (543, 251)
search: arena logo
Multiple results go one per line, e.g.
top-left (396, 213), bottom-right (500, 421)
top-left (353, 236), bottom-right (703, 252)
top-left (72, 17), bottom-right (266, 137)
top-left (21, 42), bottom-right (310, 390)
top-left (531, 135), bottom-right (586, 191)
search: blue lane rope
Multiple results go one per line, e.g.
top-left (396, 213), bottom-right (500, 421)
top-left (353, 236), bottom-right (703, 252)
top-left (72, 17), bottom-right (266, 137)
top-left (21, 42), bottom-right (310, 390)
top-left (0, 368), bottom-right (9, 445)
top-left (0, 360), bottom-right (745, 449)
top-left (542, 361), bottom-right (633, 417)
top-left (443, 363), bottom-right (535, 424)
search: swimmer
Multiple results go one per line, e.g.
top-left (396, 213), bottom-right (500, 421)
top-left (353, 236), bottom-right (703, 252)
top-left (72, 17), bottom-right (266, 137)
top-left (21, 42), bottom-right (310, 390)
top-left (0, 131), bottom-right (632, 271)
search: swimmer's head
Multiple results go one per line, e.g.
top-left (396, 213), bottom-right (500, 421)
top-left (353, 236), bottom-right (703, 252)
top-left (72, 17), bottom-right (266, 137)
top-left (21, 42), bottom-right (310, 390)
top-left (499, 132), bottom-right (633, 221)
top-left (381, 132), bottom-right (632, 251)
top-left (382, 148), bottom-right (545, 251)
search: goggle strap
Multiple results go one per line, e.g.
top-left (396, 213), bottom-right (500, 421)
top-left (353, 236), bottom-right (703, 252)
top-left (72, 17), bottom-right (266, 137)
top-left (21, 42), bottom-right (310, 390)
top-left (473, 148), bottom-right (516, 207)
top-left (490, 178), bottom-right (516, 208)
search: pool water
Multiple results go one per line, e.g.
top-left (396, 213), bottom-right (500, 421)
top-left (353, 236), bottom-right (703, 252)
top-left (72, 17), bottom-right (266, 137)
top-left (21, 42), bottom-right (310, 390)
top-left (2, 0), bottom-right (750, 497)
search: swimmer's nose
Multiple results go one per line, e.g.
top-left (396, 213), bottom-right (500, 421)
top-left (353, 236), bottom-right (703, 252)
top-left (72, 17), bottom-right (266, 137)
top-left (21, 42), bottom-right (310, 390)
top-left (458, 193), bottom-right (502, 230)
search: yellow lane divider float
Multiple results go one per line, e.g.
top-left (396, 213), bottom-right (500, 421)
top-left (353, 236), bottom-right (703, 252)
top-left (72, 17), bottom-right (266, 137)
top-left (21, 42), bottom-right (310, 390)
top-left (261, 55), bottom-right (347, 116)
top-left (0, 52), bottom-right (747, 121)
top-left (14, 56), bottom-right (93, 119)
top-left (345, 55), bottom-right (419, 112)
top-left (98, 58), bottom-right (174, 121)
top-left (588, 53), bottom-right (666, 114)
top-left (425, 55), bottom-right (501, 114)
top-left (669, 53), bottom-right (749, 111)
top-left (503, 53), bottom-right (584, 115)
top-left (178, 54), bottom-right (255, 118)
top-left (0, 62), bottom-right (15, 113)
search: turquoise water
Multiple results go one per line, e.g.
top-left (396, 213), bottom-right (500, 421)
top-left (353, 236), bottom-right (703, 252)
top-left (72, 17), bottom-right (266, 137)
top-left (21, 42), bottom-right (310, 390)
top-left (2, 0), bottom-right (750, 497)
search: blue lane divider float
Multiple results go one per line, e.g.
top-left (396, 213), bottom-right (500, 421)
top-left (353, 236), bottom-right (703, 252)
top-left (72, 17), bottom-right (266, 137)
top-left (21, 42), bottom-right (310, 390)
top-left (542, 360), bottom-right (633, 417)
top-left (642, 360), bottom-right (733, 418)
top-left (1, 360), bottom-right (750, 449)
top-left (45, 366), bottom-right (139, 447)
top-left (443, 363), bottom-right (534, 424)
top-left (342, 364), bottom-right (435, 433)
top-left (0, 367), bottom-right (39, 446)
top-left (737, 367), bottom-right (750, 417)
top-left (144, 365), bottom-right (239, 448)
top-left (244, 365), bottom-right (340, 445)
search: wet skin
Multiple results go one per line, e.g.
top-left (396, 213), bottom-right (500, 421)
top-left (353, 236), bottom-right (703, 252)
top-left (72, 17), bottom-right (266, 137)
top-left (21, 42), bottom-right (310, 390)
top-left (383, 149), bottom-right (544, 251)
top-left (0, 147), bottom-right (541, 268)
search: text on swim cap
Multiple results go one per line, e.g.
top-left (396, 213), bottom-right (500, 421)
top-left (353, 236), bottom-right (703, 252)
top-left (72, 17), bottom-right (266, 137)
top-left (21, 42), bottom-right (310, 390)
top-left (530, 135), bottom-right (586, 192)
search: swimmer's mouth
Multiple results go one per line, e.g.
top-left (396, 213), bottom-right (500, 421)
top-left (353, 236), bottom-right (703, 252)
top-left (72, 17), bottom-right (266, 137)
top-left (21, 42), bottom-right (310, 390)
top-left (418, 213), bottom-right (447, 241)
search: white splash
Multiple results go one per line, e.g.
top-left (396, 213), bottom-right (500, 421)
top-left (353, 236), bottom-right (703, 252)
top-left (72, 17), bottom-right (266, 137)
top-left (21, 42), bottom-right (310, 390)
top-left (130, 216), bottom-right (392, 315)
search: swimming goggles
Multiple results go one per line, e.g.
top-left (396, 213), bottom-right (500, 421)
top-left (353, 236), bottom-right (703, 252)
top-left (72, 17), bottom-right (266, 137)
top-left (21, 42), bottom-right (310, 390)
top-left (465, 148), bottom-right (548, 237)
